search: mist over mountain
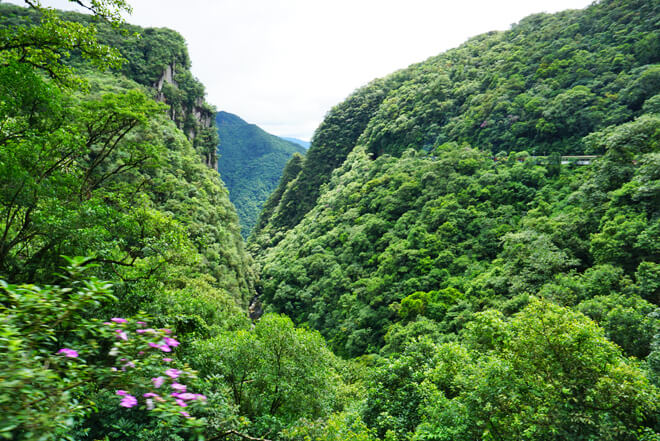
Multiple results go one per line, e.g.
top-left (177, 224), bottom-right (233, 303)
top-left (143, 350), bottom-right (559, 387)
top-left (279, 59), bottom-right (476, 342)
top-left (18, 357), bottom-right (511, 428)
top-left (281, 137), bottom-right (311, 149)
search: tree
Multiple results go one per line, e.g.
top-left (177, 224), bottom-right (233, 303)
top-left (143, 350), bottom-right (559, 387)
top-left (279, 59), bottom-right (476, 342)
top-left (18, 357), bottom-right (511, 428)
top-left (414, 300), bottom-right (660, 441)
top-left (190, 314), bottom-right (341, 435)
top-left (0, 0), bottom-right (131, 87)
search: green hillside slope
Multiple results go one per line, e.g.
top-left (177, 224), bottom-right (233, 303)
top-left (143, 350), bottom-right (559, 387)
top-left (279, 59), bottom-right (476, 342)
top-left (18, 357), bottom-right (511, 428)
top-left (216, 111), bottom-right (306, 237)
top-left (251, 0), bottom-right (660, 251)
top-left (254, 0), bottom-right (660, 375)
top-left (0, 2), bottom-right (255, 338)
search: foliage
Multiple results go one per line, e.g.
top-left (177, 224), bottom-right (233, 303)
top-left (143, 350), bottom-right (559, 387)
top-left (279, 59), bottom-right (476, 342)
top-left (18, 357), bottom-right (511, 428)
top-left (189, 313), bottom-right (342, 437)
top-left (0, 258), bottom-right (204, 440)
top-left (412, 300), bottom-right (660, 441)
top-left (0, 0), bottom-right (129, 87)
top-left (252, 0), bottom-right (660, 249)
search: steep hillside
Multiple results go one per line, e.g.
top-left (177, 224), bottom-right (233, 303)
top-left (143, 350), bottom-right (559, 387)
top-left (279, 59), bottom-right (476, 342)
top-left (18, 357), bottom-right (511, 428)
top-left (0, 2), bottom-right (255, 311)
top-left (251, 0), bottom-right (660, 250)
top-left (254, 0), bottom-right (660, 359)
top-left (216, 111), bottom-right (306, 237)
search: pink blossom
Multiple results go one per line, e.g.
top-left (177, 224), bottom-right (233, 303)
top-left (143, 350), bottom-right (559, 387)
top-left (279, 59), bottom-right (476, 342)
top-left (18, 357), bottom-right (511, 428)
top-left (177, 393), bottom-right (196, 401)
top-left (116, 330), bottom-right (128, 341)
top-left (165, 368), bottom-right (181, 379)
top-left (111, 367), bottom-right (118, 371)
top-left (111, 318), bottom-right (128, 324)
top-left (152, 376), bottom-right (165, 388)
top-left (161, 328), bottom-right (172, 334)
top-left (180, 411), bottom-right (191, 418)
top-left (116, 390), bottom-right (129, 396)
top-left (195, 394), bottom-right (207, 401)
top-left (137, 329), bottom-right (155, 334)
top-left (143, 392), bottom-right (160, 398)
top-left (103, 322), bottom-right (112, 325)
top-left (175, 399), bottom-right (187, 407)
top-left (57, 348), bottom-right (78, 358)
top-left (120, 395), bottom-right (138, 408)
top-left (148, 342), bottom-right (171, 352)
top-left (137, 321), bottom-right (146, 325)
top-left (163, 358), bottom-right (173, 362)
top-left (171, 382), bottom-right (186, 392)
top-left (163, 337), bottom-right (179, 347)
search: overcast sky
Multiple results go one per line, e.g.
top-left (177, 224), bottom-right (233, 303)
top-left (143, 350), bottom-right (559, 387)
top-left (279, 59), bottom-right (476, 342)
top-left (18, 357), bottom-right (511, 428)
top-left (7, 0), bottom-right (593, 140)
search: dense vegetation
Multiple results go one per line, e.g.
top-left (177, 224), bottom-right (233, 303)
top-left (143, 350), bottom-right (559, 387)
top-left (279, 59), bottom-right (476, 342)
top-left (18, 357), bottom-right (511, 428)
top-left (216, 111), bottom-right (306, 237)
top-left (251, 0), bottom-right (660, 248)
top-left (250, 0), bottom-right (660, 438)
top-left (1, 0), bottom-right (659, 440)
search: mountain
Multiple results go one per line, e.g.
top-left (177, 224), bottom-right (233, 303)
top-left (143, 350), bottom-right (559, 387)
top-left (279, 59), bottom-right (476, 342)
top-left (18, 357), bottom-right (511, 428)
top-left (250, 0), bottom-right (660, 436)
top-left (250, 0), bottom-right (660, 252)
top-left (216, 111), bottom-right (306, 238)
top-left (282, 137), bottom-right (311, 149)
top-left (2, 1), bottom-right (659, 440)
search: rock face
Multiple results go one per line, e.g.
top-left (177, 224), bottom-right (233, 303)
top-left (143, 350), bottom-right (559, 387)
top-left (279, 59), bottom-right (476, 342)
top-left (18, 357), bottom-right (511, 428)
top-left (153, 62), bottom-right (218, 170)
top-left (154, 62), bottom-right (175, 101)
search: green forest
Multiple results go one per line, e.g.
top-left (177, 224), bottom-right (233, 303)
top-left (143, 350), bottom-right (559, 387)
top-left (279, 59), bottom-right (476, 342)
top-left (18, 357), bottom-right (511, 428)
top-left (1, 0), bottom-right (659, 440)
top-left (215, 111), bottom-right (305, 238)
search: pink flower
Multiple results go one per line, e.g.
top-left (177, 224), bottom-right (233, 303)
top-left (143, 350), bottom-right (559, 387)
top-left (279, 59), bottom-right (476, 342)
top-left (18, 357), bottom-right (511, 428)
top-left (119, 395), bottom-right (138, 408)
top-left (195, 394), bottom-right (207, 401)
top-left (165, 368), bottom-right (181, 379)
top-left (176, 398), bottom-right (187, 407)
top-left (177, 393), bottom-right (196, 401)
top-left (111, 367), bottom-right (118, 371)
top-left (180, 411), bottom-right (191, 418)
top-left (137, 321), bottom-right (146, 325)
top-left (57, 348), bottom-right (78, 358)
top-left (161, 328), bottom-right (172, 334)
top-left (103, 322), bottom-right (112, 325)
top-left (137, 329), bottom-right (155, 334)
top-left (111, 318), bottom-right (128, 324)
top-left (152, 376), bottom-right (165, 388)
top-left (148, 342), bottom-right (171, 352)
top-left (163, 337), bottom-right (179, 347)
top-left (116, 390), bottom-right (129, 396)
top-left (163, 358), bottom-right (173, 362)
top-left (171, 382), bottom-right (186, 392)
top-left (115, 330), bottom-right (128, 341)
top-left (143, 392), bottom-right (160, 398)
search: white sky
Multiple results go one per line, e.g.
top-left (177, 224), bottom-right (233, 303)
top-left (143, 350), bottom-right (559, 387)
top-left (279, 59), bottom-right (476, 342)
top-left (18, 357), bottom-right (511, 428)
top-left (6, 0), bottom-right (593, 140)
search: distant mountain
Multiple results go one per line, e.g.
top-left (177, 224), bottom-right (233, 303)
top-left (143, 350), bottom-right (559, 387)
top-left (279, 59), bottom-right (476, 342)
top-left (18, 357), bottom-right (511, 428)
top-left (216, 111), bottom-right (306, 238)
top-left (282, 137), bottom-right (310, 149)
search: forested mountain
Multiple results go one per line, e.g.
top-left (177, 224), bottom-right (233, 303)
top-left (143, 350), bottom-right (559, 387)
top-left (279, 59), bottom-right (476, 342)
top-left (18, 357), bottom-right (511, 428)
top-left (1, 0), bottom-right (659, 440)
top-left (216, 111), bottom-right (306, 237)
top-left (249, 0), bottom-right (660, 437)
top-left (251, 0), bottom-right (660, 249)
top-left (282, 137), bottom-right (311, 149)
